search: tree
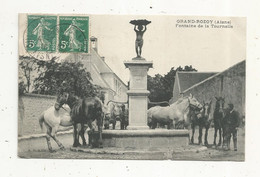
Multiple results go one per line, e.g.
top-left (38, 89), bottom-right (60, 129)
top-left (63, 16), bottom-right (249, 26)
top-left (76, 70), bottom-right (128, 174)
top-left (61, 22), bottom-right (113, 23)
top-left (33, 58), bottom-right (101, 98)
top-left (19, 56), bottom-right (38, 92)
top-left (147, 74), bottom-right (169, 102)
top-left (147, 65), bottom-right (197, 102)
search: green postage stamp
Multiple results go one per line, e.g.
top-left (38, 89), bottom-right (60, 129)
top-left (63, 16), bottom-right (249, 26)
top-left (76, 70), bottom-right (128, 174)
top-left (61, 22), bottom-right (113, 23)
top-left (26, 15), bottom-right (89, 53)
top-left (59, 16), bottom-right (89, 53)
top-left (27, 15), bottom-right (57, 52)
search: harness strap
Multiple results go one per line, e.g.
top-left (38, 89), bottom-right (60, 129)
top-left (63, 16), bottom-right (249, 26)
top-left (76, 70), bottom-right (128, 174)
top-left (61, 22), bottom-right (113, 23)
top-left (61, 106), bottom-right (70, 112)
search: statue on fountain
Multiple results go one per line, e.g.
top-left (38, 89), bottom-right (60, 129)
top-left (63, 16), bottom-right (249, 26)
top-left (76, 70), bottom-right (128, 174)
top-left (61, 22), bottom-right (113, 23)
top-left (130, 19), bottom-right (151, 59)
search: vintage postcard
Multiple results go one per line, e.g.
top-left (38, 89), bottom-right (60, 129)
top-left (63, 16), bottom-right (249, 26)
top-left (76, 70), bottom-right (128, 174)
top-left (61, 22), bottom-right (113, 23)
top-left (18, 14), bottom-right (246, 161)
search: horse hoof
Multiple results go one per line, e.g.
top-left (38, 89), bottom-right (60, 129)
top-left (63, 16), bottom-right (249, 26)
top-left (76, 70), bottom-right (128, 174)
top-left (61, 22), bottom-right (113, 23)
top-left (49, 149), bottom-right (56, 153)
top-left (60, 147), bottom-right (65, 151)
top-left (73, 143), bottom-right (81, 147)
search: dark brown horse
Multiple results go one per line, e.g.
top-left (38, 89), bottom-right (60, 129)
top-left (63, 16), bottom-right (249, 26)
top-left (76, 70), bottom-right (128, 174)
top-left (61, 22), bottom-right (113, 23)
top-left (190, 101), bottom-right (212, 145)
top-left (56, 92), bottom-right (104, 148)
top-left (213, 97), bottom-right (225, 146)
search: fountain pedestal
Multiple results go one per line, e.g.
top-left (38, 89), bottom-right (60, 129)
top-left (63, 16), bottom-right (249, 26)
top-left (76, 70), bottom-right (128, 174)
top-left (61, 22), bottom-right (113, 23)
top-left (124, 57), bottom-right (153, 130)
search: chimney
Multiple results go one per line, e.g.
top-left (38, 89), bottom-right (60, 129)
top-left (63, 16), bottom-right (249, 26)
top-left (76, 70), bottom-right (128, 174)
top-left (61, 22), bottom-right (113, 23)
top-left (90, 36), bottom-right (98, 52)
top-left (101, 56), bottom-right (105, 61)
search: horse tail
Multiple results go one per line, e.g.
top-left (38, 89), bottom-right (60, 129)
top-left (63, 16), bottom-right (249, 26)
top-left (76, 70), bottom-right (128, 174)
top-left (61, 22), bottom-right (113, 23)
top-left (39, 113), bottom-right (45, 131)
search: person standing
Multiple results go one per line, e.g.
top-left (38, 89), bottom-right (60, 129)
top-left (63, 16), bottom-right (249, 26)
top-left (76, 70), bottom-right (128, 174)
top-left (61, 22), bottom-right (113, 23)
top-left (223, 103), bottom-right (240, 151)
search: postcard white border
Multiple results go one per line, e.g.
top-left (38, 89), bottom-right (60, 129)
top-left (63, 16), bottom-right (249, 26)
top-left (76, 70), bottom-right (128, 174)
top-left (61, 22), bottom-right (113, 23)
top-left (1, 0), bottom-right (260, 177)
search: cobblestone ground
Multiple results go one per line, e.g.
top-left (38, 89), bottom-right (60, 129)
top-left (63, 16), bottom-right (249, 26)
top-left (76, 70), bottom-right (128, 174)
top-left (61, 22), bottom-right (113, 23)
top-left (18, 127), bottom-right (245, 161)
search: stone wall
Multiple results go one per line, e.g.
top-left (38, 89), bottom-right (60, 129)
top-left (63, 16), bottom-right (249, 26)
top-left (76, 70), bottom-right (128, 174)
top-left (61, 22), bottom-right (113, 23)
top-left (18, 93), bottom-right (58, 136)
top-left (182, 61), bottom-right (245, 118)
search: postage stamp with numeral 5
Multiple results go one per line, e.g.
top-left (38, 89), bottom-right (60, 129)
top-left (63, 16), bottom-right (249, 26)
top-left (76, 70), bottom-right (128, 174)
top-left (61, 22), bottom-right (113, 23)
top-left (59, 16), bottom-right (89, 53)
top-left (27, 15), bottom-right (57, 52)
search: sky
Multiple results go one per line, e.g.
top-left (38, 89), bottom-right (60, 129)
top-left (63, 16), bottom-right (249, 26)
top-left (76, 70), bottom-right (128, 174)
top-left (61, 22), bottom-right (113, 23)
top-left (19, 14), bottom-right (246, 84)
top-left (90, 15), bottom-right (246, 83)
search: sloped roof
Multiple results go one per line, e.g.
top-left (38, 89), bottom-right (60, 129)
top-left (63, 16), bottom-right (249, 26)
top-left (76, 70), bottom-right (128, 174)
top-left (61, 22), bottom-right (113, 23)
top-left (89, 49), bottom-right (113, 73)
top-left (183, 60), bottom-right (245, 93)
top-left (90, 64), bottom-right (111, 89)
top-left (177, 72), bottom-right (217, 92)
top-left (90, 49), bottom-right (127, 87)
top-left (64, 48), bottom-right (127, 91)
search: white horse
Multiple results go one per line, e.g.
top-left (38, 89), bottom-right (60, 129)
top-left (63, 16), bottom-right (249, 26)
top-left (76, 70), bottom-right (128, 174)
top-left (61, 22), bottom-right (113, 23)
top-left (148, 94), bottom-right (203, 129)
top-left (39, 104), bottom-right (72, 152)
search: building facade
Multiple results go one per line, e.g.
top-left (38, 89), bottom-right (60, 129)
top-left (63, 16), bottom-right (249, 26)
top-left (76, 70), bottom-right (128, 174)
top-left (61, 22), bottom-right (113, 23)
top-left (65, 37), bottom-right (128, 104)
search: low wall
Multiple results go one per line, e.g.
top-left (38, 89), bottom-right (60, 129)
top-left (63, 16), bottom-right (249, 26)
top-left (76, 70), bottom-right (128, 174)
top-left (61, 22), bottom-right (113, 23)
top-left (18, 129), bottom-right (190, 153)
top-left (102, 129), bottom-right (189, 149)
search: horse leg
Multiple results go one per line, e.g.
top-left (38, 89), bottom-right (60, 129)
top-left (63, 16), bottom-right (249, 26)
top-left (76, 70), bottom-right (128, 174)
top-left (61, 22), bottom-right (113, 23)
top-left (104, 120), bottom-right (108, 129)
top-left (123, 120), bottom-right (126, 130)
top-left (204, 126), bottom-right (209, 146)
top-left (50, 126), bottom-right (65, 150)
top-left (73, 124), bottom-right (77, 147)
top-left (151, 121), bottom-right (157, 129)
top-left (191, 123), bottom-right (195, 144)
top-left (198, 125), bottom-right (203, 145)
top-left (76, 123), bottom-right (82, 146)
top-left (73, 123), bottom-right (81, 147)
top-left (80, 123), bottom-right (87, 146)
top-left (86, 120), bottom-right (95, 148)
top-left (97, 119), bottom-right (103, 148)
top-left (213, 127), bottom-right (217, 145)
top-left (120, 120), bottom-right (123, 130)
top-left (218, 128), bottom-right (222, 146)
top-left (45, 125), bottom-right (55, 153)
top-left (112, 119), bottom-right (116, 130)
top-left (227, 134), bottom-right (231, 150)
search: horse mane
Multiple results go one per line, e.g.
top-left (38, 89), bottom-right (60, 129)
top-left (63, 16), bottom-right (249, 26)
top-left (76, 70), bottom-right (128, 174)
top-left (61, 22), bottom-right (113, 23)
top-left (70, 99), bottom-right (83, 119)
top-left (175, 96), bottom-right (189, 104)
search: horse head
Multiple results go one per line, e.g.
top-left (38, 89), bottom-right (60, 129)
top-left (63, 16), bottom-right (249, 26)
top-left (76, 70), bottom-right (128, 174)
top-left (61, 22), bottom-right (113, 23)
top-left (113, 104), bottom-right (123, 120)
top-left (202, 100), bottom-right (212, 119)
top-left (55, 92), bottom-right (69, 110)
top-left (188, 93), bottom-right (203, 110)
top-left (106, 101), bottom-right (127, 121)
top-left (215, 96), bottom-right (225, 112)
